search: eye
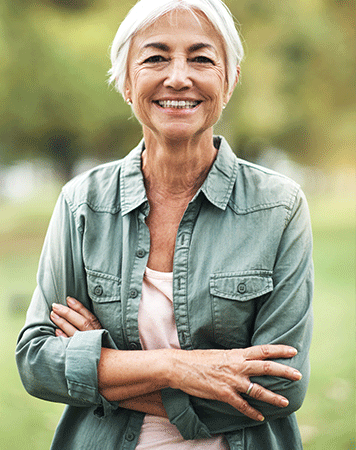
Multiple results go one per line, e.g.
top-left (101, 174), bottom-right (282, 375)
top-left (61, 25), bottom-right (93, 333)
top-left (143, 55), bottom-right (166, 63)
top-left (192, 56), bottom-right (214, 64)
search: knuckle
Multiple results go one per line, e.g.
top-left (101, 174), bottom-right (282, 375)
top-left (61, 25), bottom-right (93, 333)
top-left (239, 400), bottom-right (249, 414)
top-left (253, 386), bottom-right (264, 400)
top-left (220, 387), bottom-right (233, 400)
top-left (82, 319), bottom-right (93, 330)
top-left (83, 318), bottom-right (101, 330)
top-left (263, 361), bottom-right (272, 374)
top-left (260, 345), bottom-right (271, 357)
top-left (93, 319), bottom-right (102, 329)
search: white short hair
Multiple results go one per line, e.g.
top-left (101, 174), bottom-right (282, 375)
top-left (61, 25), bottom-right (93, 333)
top-left (108, 0), bottom-right (244, 98)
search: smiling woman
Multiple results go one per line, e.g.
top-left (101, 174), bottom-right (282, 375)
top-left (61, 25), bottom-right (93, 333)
top-left (125, 9), bottom-right (231, 155)
top-left (16, 1), bottom-right (313, 449)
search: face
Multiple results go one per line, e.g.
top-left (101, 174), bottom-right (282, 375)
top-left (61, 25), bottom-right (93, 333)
top-left (125, 9), bottom-right (232, 143)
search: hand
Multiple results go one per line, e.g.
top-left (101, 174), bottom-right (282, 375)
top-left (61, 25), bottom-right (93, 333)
top-left (168, 345), bottom-right (302, 422)
top-left (50, 297), bottom-right (102, 337)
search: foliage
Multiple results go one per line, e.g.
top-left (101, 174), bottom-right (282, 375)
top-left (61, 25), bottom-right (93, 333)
top-left (0, 0), bottom-right (355, 178)
top-left (0, 0), bottom-right (141, 178)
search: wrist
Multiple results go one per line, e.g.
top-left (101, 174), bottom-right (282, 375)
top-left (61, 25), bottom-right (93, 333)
top-left (160, 349), bottom-right (181, 389)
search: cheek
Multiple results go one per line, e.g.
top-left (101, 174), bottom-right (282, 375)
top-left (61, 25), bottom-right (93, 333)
top-left (206, 68), bottom-right (228, 100)
top-left (128, 66), bottom-right (149, 97)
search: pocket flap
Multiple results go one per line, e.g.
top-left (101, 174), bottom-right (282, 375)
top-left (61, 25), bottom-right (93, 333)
top-left (86, 269), bottom-right (121, 303)
top-left (210, 271), bottom-right (273, 301)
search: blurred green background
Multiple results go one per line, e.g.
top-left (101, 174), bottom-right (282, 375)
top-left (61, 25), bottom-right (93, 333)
top-left (0, 0), bottom-right (354, 449)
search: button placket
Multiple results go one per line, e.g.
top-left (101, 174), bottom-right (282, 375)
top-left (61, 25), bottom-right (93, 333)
top-left (172, 201), bottom-right (201, 350)
top-left (124, 207), bottom-right (150, 350)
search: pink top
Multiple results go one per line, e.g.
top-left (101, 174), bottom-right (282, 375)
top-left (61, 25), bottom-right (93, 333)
top-left (136, 267), bottom-right (228, 449)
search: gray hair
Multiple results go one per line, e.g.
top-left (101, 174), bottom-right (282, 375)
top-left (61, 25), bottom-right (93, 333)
top-left (108, 0), bottom-right (244, 98)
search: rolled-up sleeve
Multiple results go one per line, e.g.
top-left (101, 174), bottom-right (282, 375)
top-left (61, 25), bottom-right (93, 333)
top-left (16, 193), bottom-right (118, 415)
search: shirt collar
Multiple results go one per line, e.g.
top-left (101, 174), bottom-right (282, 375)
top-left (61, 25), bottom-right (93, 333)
top-left (199, 136), bottom-right (238, 210)
top-left (120, 136), bottom-right (238, 215)
top-left (120, 140), bottom-right (147, 216)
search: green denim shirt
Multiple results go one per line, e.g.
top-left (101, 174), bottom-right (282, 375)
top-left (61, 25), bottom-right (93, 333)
top-left (16, 137), bottom-right (313, 450)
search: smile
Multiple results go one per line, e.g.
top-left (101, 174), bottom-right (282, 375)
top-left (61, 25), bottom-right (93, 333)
top-left (156, 100), bottom-right (201, 109)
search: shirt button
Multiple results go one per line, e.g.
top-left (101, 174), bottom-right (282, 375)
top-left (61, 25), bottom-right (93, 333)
top-left (126, 432), bottom-right (135, 441)
top-left (94, 285), bottom-right (103, 296)
top-left (136, 249), bottom-right (146, 258)
top-left (129, 289), bottom-right (138, 298)
top-left (237, 283), bottom-right (247, 294)
top-left (129, 343), bottom-right (139, 350)
top-left (93, 406), bottom-right (104, 417)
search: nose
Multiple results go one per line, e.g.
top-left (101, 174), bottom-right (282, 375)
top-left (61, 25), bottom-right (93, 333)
top-left (163, 58), bottom-right (193, 90)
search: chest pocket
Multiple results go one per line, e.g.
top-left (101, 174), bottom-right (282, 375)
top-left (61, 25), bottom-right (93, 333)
top-left (86, 268), bottom-right (124, 347)
top-left (210, 271), bottom-right (273, 348)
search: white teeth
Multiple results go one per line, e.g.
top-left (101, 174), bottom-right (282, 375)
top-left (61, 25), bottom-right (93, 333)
top-left (157, 100), bottom-right (199, 109)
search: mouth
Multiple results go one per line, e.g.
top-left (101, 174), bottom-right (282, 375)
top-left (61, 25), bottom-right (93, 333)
top-left (155, 100), bottom-right (201, 109)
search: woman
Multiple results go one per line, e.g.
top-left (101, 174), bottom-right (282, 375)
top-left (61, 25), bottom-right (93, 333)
top-left (16, 0), bottom-right (313, 449)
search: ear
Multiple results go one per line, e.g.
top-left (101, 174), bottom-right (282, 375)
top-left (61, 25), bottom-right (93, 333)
top-left (224, 66), bottom-right (241, 104)
top-left (124, 78), bottom-right (132, 103)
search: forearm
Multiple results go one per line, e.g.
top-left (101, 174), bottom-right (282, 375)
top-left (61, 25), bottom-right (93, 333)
top-left (119, 391), bottom-right (168, 418)
top-left (97, 348), bottom-right (172, 401)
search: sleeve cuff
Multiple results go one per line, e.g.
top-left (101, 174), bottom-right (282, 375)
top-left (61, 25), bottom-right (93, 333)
top-left (161, 388), bottom-right (211, 440)
top-left (65, 329), bottom-right (120, 415)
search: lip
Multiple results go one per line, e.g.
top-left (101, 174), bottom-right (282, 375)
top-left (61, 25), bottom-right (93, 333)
top-left (154, 98), bottom-right (202, 102)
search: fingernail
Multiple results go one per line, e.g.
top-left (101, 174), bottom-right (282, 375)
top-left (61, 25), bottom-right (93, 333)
top-left (51, 311), bottom-right (60, 320)
top-left (67, 297), bottom-right (75, 306)
top-left (258, 415), bottom-right (265, 422)
top-left (289, 348), bottom-right (298, 356)
top-left (52, 302), bottom-right (61, 310)
top-left (281, 398), bottom-right (289, 407)
top-left (293, 370), bottom-right (302, 380)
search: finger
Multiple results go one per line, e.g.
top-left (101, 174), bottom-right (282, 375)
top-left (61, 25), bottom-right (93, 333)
top-left (244, 382), bottom-right (290, 409)
top-left (55, 328), bottom-right (69, 338)
top-left (243, 344), bottom-right (298, 361)
top-left (66, 297), bottom-right (102, 330)
top-left (244, 360), bottom-right (302, 381)
top-left (223, 391), bottom-right (265, 422)
top-left (52, 302), bottom-right (101, 332)
top-left (51, 311), bottom-right (78, 337)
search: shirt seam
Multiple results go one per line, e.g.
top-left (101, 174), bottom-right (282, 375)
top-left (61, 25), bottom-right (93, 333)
top-left (284, 185), bottom-right (300, 227)
top-left (227, 199), bottom-right (291, 215)
top-left (63, 190), bottom-right (122, 215)
top-left (68, 380), bottom-right (96, 392)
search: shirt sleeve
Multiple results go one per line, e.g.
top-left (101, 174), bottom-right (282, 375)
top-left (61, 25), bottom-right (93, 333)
top-left (15, 192), bottom-right (119, 416)
top-left (162, 187), bottom-right (313, 437)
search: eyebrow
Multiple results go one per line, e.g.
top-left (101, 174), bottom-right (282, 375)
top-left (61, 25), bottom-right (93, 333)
top-left (142, 42), bottom-right (215, 53)
top-left (143, 42), bottom-right (170, 52)
top-left (189, 43), bottom-right (214, 53)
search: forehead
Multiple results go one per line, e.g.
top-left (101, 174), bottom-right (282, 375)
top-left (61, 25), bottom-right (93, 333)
top-left (131, 9), bottom-right (225, 55)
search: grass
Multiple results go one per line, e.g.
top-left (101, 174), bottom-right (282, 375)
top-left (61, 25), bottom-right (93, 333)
top-left (0, 188), bottom-right (354, 449)
top-left (296, 195), bottom-right (355, 449)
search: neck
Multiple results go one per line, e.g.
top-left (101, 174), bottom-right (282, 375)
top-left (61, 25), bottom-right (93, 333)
top-left (141, 130), bottom-right (218, 201)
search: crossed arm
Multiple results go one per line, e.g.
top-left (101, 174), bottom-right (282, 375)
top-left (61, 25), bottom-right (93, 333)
top-left (51, 297), bottom-right (301, 423)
